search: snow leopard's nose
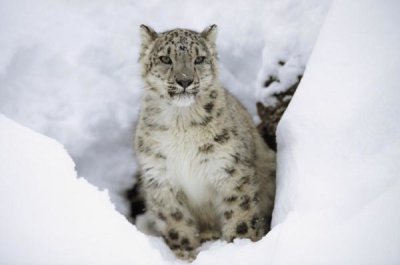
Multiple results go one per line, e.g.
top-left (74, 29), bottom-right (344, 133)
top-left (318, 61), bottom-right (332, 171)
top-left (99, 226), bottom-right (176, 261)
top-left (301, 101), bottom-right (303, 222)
top-left (176, 78), bottom-right (193, 89)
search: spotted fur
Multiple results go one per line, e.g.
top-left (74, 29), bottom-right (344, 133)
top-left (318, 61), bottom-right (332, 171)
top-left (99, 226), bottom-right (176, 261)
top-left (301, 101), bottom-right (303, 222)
top-left (134, 25), bottom-right (275, 261)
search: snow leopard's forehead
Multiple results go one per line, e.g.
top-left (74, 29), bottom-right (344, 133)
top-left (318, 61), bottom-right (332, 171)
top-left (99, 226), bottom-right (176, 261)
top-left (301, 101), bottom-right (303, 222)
top-left (153, 29), bottom-right (210, 57)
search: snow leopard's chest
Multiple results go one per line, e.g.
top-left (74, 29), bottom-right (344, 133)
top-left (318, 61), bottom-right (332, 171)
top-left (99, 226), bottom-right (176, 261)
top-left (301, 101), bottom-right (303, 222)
top-left (157, 129), bottom-right (222, 205)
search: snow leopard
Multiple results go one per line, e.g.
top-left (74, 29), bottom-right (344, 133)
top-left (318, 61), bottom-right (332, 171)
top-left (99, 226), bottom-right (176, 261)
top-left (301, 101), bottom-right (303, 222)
top-left (134, 24), bottom-right (276, 260)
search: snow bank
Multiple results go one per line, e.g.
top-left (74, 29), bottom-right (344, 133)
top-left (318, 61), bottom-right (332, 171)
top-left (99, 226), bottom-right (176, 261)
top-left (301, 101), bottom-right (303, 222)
top-left (274, 0), bottom-right (400, 263)
top-left (0, 115), bottom-right (167, 265)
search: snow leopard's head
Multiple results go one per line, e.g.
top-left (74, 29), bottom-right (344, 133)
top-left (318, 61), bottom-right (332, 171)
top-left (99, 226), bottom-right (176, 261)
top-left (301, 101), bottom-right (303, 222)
top-left (139, 25), bottom-right (218, 106)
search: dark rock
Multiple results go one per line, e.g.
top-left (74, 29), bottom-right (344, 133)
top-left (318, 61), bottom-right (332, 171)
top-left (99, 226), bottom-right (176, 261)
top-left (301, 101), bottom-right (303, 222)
top-left (257, 75), bottom-right (302, 151)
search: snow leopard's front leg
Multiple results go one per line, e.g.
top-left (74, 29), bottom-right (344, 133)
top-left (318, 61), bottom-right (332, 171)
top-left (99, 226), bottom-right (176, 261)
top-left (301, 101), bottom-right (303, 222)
top-left (135, 134), bottom-right (201, 260)
top-left (144, 178), bottom-right (201, 260)
top-left (216, 165), bottom-right (266, 242)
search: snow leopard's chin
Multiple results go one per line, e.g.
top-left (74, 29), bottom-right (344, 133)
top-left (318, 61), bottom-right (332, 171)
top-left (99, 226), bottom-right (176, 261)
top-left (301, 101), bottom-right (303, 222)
top-left (170, 93), bottom-right (196, 107)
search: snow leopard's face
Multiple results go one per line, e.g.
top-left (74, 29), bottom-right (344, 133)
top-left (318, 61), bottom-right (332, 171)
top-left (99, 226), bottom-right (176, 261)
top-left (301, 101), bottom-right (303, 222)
top-left (139, 25), bottom-right (218, 106)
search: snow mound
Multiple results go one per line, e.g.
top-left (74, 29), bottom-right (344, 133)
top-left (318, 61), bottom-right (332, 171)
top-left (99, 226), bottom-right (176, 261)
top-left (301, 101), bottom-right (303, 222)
top-left (0, 114), bottom-right (166, 265)
top-left (274, 0), bottom-right (400, 263)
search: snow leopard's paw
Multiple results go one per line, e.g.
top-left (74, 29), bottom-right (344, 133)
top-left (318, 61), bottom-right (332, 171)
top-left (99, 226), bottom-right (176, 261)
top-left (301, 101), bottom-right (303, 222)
top-left (173, 248), bottom-right (198, 262)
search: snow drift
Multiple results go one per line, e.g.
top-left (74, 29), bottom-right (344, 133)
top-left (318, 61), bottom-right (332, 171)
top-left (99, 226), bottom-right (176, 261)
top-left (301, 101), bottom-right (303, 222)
top-left (0, 115), bottom-right (167, 265)
top-left (273, 0), bottom-right (400, 263)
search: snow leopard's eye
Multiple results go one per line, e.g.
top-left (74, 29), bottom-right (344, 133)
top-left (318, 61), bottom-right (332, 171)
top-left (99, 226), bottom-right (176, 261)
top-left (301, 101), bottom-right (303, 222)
top-left (194, 56), bottom-right (206, 64)
top-left (159, 56), bottom-right (172, 64)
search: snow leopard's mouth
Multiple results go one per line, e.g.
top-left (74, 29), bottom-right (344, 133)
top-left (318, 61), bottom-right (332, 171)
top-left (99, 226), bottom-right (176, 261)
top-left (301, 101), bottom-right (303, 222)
top-left (168, 90), bottom-right (198, 98)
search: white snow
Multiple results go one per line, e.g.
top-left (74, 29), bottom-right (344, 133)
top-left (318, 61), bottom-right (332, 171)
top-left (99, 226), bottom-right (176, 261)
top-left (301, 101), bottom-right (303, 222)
top-left (273, 0), bottom-right (400, 263)
top-left (255, 0), bottom-right (331, 105)
top-left (1, 0), bottom-right (400, 264)
top-left (0, 115), bottom-right (168, 265)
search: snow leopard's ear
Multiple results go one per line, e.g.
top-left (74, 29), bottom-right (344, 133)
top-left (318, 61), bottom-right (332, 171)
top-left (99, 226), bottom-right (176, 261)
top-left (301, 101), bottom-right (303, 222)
top-left (201, 24), bottom-right (217, 45)
top-left (139, 24), bottom-right (158, 49)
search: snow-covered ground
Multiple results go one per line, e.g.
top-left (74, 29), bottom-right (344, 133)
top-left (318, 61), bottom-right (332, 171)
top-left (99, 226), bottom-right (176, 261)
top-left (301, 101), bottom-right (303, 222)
top-left (0, 115), bottom-right (168, 264)
top-left (1, 0), bottom-right (400, 264)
